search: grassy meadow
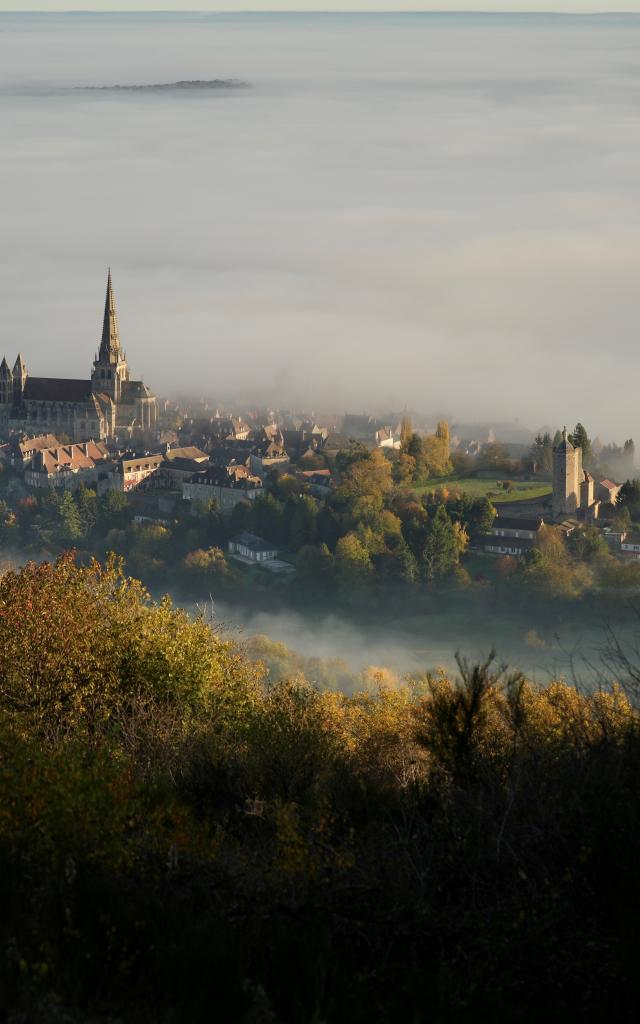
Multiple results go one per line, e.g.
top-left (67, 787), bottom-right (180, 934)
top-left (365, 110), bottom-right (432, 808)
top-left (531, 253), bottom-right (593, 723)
top-left (415, 475), bottom-right (552, 503)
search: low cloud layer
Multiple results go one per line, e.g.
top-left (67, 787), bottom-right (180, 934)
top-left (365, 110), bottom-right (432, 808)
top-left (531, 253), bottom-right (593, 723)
top-left (2, 13), bottom-right (640, 437)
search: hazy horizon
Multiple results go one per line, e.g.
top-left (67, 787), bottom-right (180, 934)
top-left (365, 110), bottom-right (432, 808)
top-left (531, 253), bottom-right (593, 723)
top-left (5, 4), bottom-right (640, 13)
top-left (3, 11), bottom-right (640, 439)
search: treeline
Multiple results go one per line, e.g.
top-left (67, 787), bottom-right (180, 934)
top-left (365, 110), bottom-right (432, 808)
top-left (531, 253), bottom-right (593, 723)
top-left (4, 441), bottom-right (640, 609)
top-left (531, 422), bottom-right (636, 481)
top-left (2, 555), bottom-right (640, 1022)
top-left (0, 452), bottom-right (496, 598)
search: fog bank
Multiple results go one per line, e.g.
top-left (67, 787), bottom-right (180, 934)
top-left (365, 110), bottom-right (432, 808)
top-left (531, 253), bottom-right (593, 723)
top-left (2, 13), bottom-right (640, 436)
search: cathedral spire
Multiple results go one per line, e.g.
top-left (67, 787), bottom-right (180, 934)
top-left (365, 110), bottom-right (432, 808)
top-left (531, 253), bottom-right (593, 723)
top-left (99, 268), bottom-right (122, 363)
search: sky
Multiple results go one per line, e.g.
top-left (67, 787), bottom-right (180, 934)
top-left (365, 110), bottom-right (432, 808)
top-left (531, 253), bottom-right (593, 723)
top-left (3, 10), bottom-right (640, 438)
top-left (4, 3), bottom-right (640, 12)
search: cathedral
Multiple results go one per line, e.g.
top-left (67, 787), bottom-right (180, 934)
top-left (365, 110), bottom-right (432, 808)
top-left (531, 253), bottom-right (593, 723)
top-left (0, 271), bottom-right (158, 442)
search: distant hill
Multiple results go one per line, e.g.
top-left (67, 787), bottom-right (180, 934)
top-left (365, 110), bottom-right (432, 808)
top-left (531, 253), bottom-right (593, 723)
top-left (80, 79), bottom-right (249, 92)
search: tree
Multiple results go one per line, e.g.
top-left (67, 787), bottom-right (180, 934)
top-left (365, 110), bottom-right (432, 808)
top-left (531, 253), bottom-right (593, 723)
top-left (374, 536), bottom-right (418, 585)
top-left (334, 533), bottom-right (374, 586)
top-left (57, 490), bottom-right (84, 544)
top-left (446, 495), bottom-right (496, 535)
top-left (569, 423), bottom-right (592, 461)
top-left (531, 433), bottom-right (553, 475)
top-left (252, 494), bottom-right (285, 542)
top-left (477, 442), bottom-right (513, 473)
top-left (435, 420), bottom-right (450, 446)
top-left (568, 526), bottom-right (608, 564)
top-left (316, 506), bottom-right (341, 550)
top-left (617, 479), bottom-right (640, 519)
top-left (421, 506), bottom-right (464, 582)
top-left (400, 415), bottom-right (413, 446)
top-left (392, 452), bottom-right (416, 487)
top-left (296, 542), bottom-right (335, 594)
top-left (338, 449), bottom-right (393, 505)
top-left (624, 439), bottom-right (636, 475)
top-left (182, 547), bottom-right (233, 590)
top-left (229, 499), bottom-right (255, 536)
top-left (422, 433), bottom-right (453, 478)
top-left (288, 495), bottom-right (319, 551)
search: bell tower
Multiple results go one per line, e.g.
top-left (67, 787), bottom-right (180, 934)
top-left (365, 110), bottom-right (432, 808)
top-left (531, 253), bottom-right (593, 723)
top-left (12, 353), bottom-right (27, 405)
top-left (92, 269), bottom-right (129, 403)
top-left (552, 427), bottom-right (582, 520)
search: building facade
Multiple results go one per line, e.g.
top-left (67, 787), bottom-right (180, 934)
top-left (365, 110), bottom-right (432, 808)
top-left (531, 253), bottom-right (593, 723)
top-left (0, 271), bottom-right (157, 442)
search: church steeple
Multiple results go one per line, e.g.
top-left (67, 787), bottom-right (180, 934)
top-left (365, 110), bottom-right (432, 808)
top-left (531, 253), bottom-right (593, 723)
top-left (93, 269), bottom-right (129, 403)
top-left (99, 268), bottom-right (122, 364)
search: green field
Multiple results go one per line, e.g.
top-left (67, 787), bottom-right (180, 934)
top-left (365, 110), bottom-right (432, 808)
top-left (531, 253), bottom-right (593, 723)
top-left (414, 475), bottom-right (551, 503)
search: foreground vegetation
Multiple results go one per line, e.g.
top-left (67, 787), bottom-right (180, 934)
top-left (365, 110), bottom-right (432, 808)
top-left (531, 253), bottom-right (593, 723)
top-left (2, 554), bottom-right (640, 1022)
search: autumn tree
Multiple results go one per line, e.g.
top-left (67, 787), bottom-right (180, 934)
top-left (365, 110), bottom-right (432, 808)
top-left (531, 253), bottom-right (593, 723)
top-left (338, 449), bottom-right (393, 506)
top-left (334, 533), bottom-right (374, 586)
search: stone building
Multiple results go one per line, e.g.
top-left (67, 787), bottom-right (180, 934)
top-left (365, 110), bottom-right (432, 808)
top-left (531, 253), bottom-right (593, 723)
top-left (552, 428), bottom-right (598, 521)
top-left (0, 271), bottom-right (157, 442)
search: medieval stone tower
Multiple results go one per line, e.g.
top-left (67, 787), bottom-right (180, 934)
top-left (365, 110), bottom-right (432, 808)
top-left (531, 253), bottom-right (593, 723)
top-left (552, 428), bottom-right (583, 519)
top-left (91, 269), bottom-right (130, 403)
top-left (0, 358), bottom-right (12, 406)
top-left (12, 354), bottom-right (27, 405)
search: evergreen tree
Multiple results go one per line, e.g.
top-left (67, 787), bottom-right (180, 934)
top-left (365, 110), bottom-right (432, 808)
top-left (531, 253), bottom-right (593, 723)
top-left (57, 491), bottom-right (84, 544)
top-left (288, 495), bottom-right (319, 551)
top-left (617, 479), bottom-right (640, 518)
top-left (421, 505), bottom-right (461, 582)
top-left (400, 415), bottom-right (413, 447)
top-left (569, 423), bottom-right (592, 460)
top-left (624, 439), bottom-right (636, 474)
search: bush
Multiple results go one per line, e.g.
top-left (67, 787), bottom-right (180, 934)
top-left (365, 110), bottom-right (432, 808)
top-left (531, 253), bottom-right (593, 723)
top-left (1, 558), bottom-right (640, 1021)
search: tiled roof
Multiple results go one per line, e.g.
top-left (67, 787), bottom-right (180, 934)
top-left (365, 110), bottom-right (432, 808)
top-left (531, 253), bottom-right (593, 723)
top-left (36, 441), bottom-right (110, 475)
top-left (17, 433), bottom-right (60, 455)
top-left (165, 446), bottom-right (208, 462)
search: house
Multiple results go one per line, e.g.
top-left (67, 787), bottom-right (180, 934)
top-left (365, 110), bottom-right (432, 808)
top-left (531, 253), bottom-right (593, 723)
top-left (298, 468), bottom-right (333, 497)
top-left (249, 438), bottom-right (290, 480)
top-left (481, 515), bottom-right (545, 556)
top-left (182, 464), bottom-right (263, 515)
top-left (116, 452), bottom-right (165, 492)
top-left (208, 440), bottom-right (255, 469)
top-left (621, 532), bottom-right (640, 560)
top-left (341, 414), bottom-right (383, 442)
top-left (228, 532), bottom-right (279, 563)
top-left (161, 448), bottom-right (210, 487)
top-left (164, 445), bottom-right (208, 464)
top-left (322, 432), bottom-right (352, 457)
top-left (210, 416), bottom-right (252, 441)
top-left (3, 433), bottom-right (61, 470)
top-left (375, 426), bottom-right (401, 450)
top-left (24, 440), bottom-right (111, 490)
top-left (597, 479), bottom-right (622, 505)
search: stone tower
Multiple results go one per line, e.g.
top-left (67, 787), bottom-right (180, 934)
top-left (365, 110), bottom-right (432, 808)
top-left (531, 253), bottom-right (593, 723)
top-left (0, 357), bottom-right (12, 406)
top-left (12, 353), bottom-right (27, 406)
top-left (552, 427), bottom-right (583, 519)
top-left (91, 269), bottom-right (130, 403)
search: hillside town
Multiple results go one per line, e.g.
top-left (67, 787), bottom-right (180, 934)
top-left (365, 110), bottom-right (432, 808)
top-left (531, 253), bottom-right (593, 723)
top-left (1, 272), bottom-right (640, 589)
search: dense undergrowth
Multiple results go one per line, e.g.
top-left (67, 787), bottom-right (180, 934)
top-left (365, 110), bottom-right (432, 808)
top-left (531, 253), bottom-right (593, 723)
top-left (1, 554), bottom-right (640, 1022)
